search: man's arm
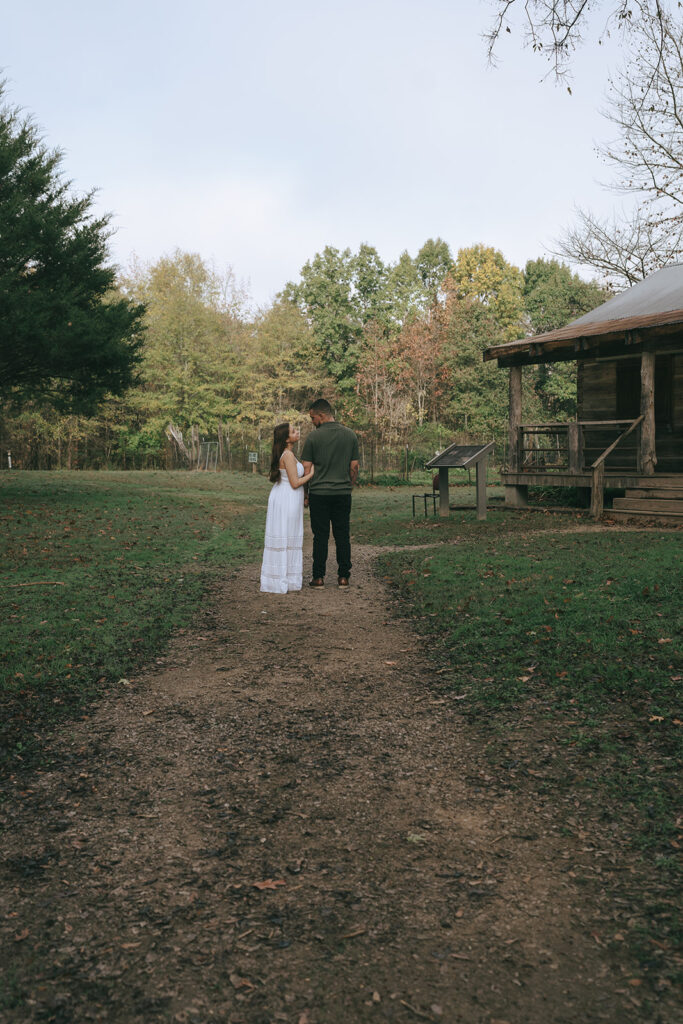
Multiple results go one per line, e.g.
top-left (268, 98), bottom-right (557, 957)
top-left (350, 459), bottom-right (359, 486)
top-left (302, 460), bottom-right (313, 506)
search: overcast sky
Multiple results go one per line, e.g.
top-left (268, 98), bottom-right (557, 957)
top-left (4, 0), bottom-right (628, 305)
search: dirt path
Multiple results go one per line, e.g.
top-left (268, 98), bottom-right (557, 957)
top-left (0, 541), bottom-right (675, 1023)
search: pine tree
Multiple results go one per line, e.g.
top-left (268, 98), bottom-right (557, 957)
top-left (0, 85), bottom-right (144, 412)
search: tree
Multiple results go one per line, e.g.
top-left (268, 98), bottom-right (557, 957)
top-left (439, 247), bottom-right (526, 438)
top-left (600, 5), bottom-right (683, 216)
top-left (384, 251), bottom-right (427, 325)
top-left (556, 206), bottom-right (683, 286)
top-left (449, 244), bottom-right (525, 341)
top-left (523, 257), bottom-right (608, 332)
top-left (523, 258), bottom-right (609, 417)
top-left (557, 5), bottom-right (683, 284)
top-left (354, 317), bottom-right (417, 447)
top-left (415, 238), bottom-right (454, 304)
top-left (352, 244), bottom-right (393, 326)
top-left (397, 310), bottom-right (450, 426)
top-left (243, 298), bottom-right (332, 424)
top-left (121, 251), bottom-right (245, 444)
top-left (484, 0), bottom-right (664, 80)
top-left (0, 85), bottom-right (144, 412)
top-left (283, 246), bottom-right (361, 401)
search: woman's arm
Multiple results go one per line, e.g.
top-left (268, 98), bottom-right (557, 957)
top-left (281, 450), bottom-right (314, 489)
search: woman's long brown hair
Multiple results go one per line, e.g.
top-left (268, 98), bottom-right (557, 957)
top-left (269, 422), bottom-right (291, 483)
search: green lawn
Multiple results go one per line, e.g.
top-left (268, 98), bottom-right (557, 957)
top-left (376, 530), bottom-right (681, 711)
top-left (0, 470), bottom-right (268, 765)
top-left (372, 521), bottom-right (681, 978)
top-left (376, 528), bottom-right (682, 869)
top-left (2, 469), bottom-right (679, 982)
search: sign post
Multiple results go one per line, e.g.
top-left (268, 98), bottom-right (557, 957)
top-left (248, 451), bottom-right (258, 474)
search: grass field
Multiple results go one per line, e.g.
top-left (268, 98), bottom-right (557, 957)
top-left (2, 471), bottom-right (680, 839)
top-left (1, 469), bottom-right (680, 979)
top-left (0, 471), bottom-right (268, 765)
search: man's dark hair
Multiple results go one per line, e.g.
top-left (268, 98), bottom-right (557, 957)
top-left (309, 398), bottom-right (333, 415)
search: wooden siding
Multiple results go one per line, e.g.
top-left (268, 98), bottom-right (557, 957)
top-left (578, 362), bottom-right (617, 420)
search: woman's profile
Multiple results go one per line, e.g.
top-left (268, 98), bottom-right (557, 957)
top-left (259, 422), bottom-right (314, 594)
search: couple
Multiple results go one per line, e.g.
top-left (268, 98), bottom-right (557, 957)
top-left (259, 398), bottom-right (360, 595)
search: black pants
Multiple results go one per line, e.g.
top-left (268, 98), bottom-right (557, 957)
top-left (309, 493), bottom-right (352, 579)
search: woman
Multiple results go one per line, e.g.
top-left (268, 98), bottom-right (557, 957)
top-left (260, 422), bottom-right (314, 594)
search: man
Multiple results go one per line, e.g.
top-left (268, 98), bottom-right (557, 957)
top-left (301, 398), bottom-right (360, 588)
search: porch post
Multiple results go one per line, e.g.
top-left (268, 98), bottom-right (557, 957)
top-left (567, 421), bottom-right (581, 474)
top-left (640, 350), bottom-right (657, 475)
top-left (505, 364), bottom-right (528, 507)
top-left (508, 366), bottom-right (522, 471)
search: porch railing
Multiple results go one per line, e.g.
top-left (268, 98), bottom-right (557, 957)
top-left (516, 419), bottom-right (643, 475)
top-left (590, 415), bottom-right (644, 517)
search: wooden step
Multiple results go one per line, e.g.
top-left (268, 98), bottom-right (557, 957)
top-left (608, 508), bottom-right (683, 525)
top-left (613, 497), bottom-right (683, 513)
top-left (625, 488), bottom-right (683, 500)
top-left (641, 476), bottom-right (683, 486)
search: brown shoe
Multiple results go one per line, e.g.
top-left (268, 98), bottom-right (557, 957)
top-left (337, 577), bottom-right (349, 587)
top-left (309, 578), bottom-right (324, 587)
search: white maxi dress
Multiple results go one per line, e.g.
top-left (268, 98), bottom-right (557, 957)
top-left (259, 461), bottom-right (304, 593)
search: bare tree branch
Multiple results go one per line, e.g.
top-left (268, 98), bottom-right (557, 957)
top-left (599, 5), bottom-right (683, 215)
top-left (484, 0), bottom-right (657, 80)
top-left (554, 206), bottom-right (683, 287)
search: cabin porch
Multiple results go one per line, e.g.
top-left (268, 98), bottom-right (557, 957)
top-left (502, 417), bottom-right (683, 520)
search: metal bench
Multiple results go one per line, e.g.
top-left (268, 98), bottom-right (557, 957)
top-left (412, 492), bottom-right (438, 517)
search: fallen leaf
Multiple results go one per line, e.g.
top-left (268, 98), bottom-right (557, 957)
top-left (400, 1000), bottom-right (434, 1021)
top-left (253, 879), bottom-right (286, 891)
top-left (121, 942), bottom-right (141, 950)
top-left (341, 925), bottom-right (366, 939)
top-left (649, 715), bottom-right (665, 723)
top-left (229, 973), bottom-right (254, 990)
top-left (384, 661), bottom-right (397, 666)
top-left (14, 928), bottom-right (29, 942)
top-left (658, 638), bottom-right (672, 644)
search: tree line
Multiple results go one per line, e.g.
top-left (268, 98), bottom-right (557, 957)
top-left (4, 0), bottom-right (681, 476)
top-left (1, 237), bottom-right (608, 472)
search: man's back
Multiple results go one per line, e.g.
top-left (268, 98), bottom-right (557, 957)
top-left (301, 421), bottom-right (359, 493)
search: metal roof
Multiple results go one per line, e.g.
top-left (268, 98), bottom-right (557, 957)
top-left (572, 263), bottom-right (683, 326)
top-left (426, 442), bottom-right (494, 469)
top-left (484, 264), bottom-right (683, 364)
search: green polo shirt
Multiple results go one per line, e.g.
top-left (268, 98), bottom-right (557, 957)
top-left (301, 421), bottom-right (360, 494)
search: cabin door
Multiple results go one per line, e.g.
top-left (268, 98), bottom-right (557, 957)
top-left (615, 356), bottom-right (673, 428)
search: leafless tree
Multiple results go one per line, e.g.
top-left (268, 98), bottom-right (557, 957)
top-left (555, 4), bottom-right (683, 286)
top-left (484, 1), bottom-right (662, 80)
top-left (554, 206), bottom-right (683, 286)
top-left (599, 5), bottom-right (683, 215)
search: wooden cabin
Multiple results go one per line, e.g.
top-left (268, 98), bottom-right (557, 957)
top-left (483, 264), bottom-right (683, 522)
